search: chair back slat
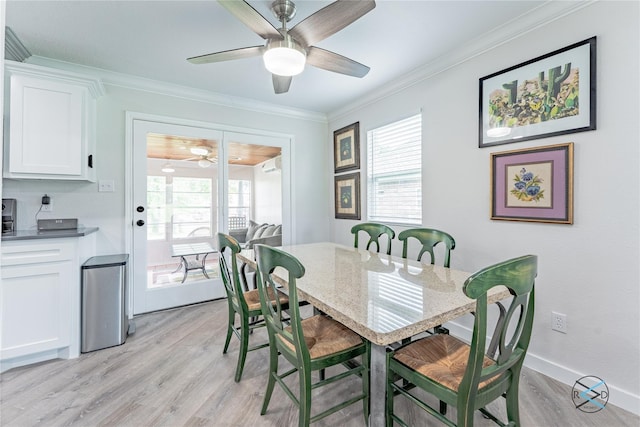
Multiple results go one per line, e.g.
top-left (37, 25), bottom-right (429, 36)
top-left (398, 228), bottom-right (455, 267)
top-left (351, 222), bottom-right (395, 255)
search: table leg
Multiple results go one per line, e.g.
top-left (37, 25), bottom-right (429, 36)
top-left (201, 253), bottom-right (210, 279)
top-left (180, 256), bottom-right (188, 283)
top-left (369, 344), bottom-right (387, 427)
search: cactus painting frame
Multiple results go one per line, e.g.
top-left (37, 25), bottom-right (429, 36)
top-left (479, 37), bottom-right (596, 148)
top-left (491, 142), bottom-right (573, 224)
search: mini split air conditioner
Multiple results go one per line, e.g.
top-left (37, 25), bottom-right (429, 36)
top-left (261, 156), bottom-right (282, 173)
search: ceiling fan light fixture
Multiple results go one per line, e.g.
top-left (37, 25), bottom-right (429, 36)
top-left (161, 162), bottom-right (175, 173)
top-left (263, 37), bottom-right (306, 76)
top-left (190, 147), bottom-right (209, 156)
top-left (198, 159), bottom-right (212, 168)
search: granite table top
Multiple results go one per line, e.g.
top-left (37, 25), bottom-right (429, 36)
top-left (238, 242), bottom-right (510, 346)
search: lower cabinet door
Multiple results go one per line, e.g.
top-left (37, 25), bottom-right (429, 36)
top-left (1, 261), bottom-right (72, 359)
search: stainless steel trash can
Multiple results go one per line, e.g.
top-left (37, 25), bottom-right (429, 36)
top-left (81, 254), bottom-right (129, 353)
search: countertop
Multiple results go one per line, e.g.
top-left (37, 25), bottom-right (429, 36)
top-left (1, 227), bottom-right (99, 241)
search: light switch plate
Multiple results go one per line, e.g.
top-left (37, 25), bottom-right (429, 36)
top-left (98, 180), bottom-right (115, 192)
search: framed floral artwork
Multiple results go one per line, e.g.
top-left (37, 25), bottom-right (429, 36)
top-left (333, 122), bottom-right (360, 173)
top-left (490, 143), bottom-right (573, 224)
top-left (334, 172), bottom-right (360, 220)
top-left (479, 37), bottom-right (596, 147)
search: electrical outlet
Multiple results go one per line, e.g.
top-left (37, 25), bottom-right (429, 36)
top-left (552, 312), bottom-right (567, 333)
top-left (41, 194), bottom-right (53, 212)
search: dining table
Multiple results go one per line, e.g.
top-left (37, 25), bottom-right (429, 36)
top-left (237, 242), bottom-right (510, 427)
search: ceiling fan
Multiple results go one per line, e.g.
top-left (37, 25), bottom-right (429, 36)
top-left (184, 147), bottom-right (218, 168)
top-left (187, 0), bottom-right (376, 94)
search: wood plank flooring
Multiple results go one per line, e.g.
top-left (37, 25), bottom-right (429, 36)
top-left (1, 300), bottom-right (637, 426)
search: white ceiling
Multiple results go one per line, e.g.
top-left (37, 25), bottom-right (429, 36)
top-left (6, 0), bottom-right (563, 115)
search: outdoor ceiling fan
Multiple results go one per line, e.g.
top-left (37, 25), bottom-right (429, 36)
top-left (187, 0), bottom-right (376, 94)
top-left (184, 147), bottom-right (218, 168)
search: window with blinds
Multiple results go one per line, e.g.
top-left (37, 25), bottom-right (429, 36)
top-left (367, 114), bottom-right (422, 225)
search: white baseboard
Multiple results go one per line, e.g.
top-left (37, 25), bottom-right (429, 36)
top-left (445, 321), bottom-right (640, 416)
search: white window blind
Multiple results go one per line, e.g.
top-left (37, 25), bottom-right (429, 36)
top-left (367, 114), bottom-right (422, 225)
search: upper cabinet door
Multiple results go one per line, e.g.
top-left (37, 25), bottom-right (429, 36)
top-left (3, 61), bottom-right (104, 181)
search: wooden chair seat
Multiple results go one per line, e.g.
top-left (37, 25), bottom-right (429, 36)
top-left (243, 288), bottom-right (289, 312)
top-left (277, 315), bottom-right (364, 359)
top-left (393, 334), bottom-right (497, 392)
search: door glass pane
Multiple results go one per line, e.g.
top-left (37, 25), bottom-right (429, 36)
top-left (145, 134), bottom-right (219, 288)
top-left (227, 141), bottom-right (282, 243)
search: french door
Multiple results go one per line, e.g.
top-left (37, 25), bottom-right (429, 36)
top-left (127, 115), bottom-right (291, 315)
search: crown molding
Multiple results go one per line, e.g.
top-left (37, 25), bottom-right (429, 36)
top-left (5, 26), bottom-right (31, 62)
top-left (328, 0), bottom-right (597, 122)
top-left (25, 56), bottom-right (328, 124)
top-left (6, 60), bottom-right (105, 98)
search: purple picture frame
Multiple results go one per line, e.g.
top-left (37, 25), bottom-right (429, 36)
top-left (491, 143), bottom-right (573, 224)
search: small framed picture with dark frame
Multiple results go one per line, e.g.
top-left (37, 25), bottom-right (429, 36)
top-left (333, 122), bottom-right (360, 173)
top-left (490, 142), bottom-right (573, 224)
top-left (334, 172), bottom-right (360, 220)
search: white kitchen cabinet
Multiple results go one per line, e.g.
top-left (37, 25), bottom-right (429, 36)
top-left (3, 61), bottom-right (104, 181)
top-left (1, 234), bottom-right (96, 372)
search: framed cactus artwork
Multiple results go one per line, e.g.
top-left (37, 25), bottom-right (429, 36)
top-left (479, 37), bottom-right (596, 148)
top-left (490, 143), bottom-right (573, 224)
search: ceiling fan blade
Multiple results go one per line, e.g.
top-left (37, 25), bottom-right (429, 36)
top-left (187, 46), bottom-right (264, 64)
top-left (307, 47), bottom-right (370, 78)
top-left (218, 0), bottom-right (282, 40)
top-left (272, 74), bottom-right (292, 94)
top-left (289, 0), bottom-right (376, 47)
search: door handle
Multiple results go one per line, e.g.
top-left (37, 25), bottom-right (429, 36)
top-left (136, 220), bottom-right (145, 227)
top-left (137, 206), bottom-right (145, 213)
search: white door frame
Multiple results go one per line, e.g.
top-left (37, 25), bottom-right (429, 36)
top-left (124, 112), bottom-right (294, 316)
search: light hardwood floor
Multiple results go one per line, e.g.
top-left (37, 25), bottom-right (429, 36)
top-left (1, 300), bottom-right (637, 426)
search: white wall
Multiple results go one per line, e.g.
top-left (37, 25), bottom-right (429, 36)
top-left (3, 82), bottom-right (330, 252)
top-left (254, 162), bottom-right (282, 225)
top-left (328, 1), bottom-right (639, 414)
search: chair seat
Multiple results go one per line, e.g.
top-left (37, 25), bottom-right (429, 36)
top-left (244, 288), bottom-right (289, 312)
top-left (278, 315), bottom-right (364, 359)
top-left (393, 334), bottom-right (497, 392)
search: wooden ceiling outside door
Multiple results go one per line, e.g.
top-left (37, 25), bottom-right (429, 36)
top-left (146, 133), bottom-right (281, 166)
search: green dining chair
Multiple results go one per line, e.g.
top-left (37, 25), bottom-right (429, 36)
top-left (218, 233), bottom-right (289, 382)
top-left (398, 227), bottom-right (456, 267)
top-left (351, 222), bottom-right (395, 255)
top-left (386, 254), bottom-right (537, 427)
top-left (398, 227), bottom-right (456, 336)
top-left (254, 244), bottom-right (370, 427)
